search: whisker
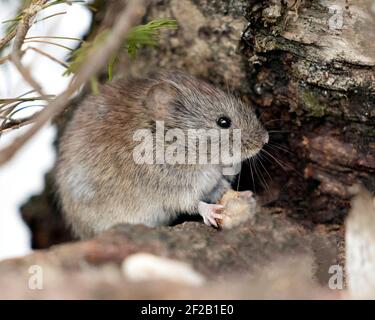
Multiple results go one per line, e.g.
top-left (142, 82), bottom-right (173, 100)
top-left (263, 118), bottom-right (285, 126)
top-left (270, 141), bottom-right (292, 151)
top-left (266, 143), bottom-right (294, 155)
top-left (268, 130), bottom-right (290, 134)
top-left (257, 155), bottom-right (270, 191)
top-left (236, 162), bottom-right (242, 191)
top-left (248, 158), bottom-right (256, 193)
top-left (261, 149), bottom-right (302, 177)
top-left (258, 153), bottom-right (273, 183)
top-left (261, 149), bottom-right (289, 171)
top-left (253, 155), bottom-right (269, 192)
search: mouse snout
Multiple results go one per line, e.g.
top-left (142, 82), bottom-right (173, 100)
top-left (255, 126), bottom-right (269, 148)
top-left (239, 126), bottom-right (269, 159)
top-left (262, 131), bottom-right (269, 145)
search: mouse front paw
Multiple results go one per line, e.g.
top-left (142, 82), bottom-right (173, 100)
top-left (198, 201), bottom-right (224, 228)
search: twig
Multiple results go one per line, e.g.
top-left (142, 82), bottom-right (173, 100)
top-left (0, 96), bottom-right (54, 105)
top-left (23, 39), bottom-right (75, 51)
top-left (0, 53), bottom-right (11, 65)
top-left (25, 35), bottom-right (83, 42)
top-left (0, 113), bottom-right (40, 133)
top-left (34, 11), bottom-right (67, 23)
top-left (0, 29), bottom-right (17, 51)
top-left (10, 0), bottom-right (49, 97)
top-left (0, 102), bottom-right (23, 119)
top-left (28, 46), bottom-right (69, 68)
top-left (0, 0), bottom-right (148, 165)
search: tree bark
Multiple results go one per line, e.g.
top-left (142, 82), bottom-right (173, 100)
top-left (242, 0), bottom-right (375, 223)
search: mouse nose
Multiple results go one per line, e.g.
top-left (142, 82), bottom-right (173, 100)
top-left (263, 131), bottom-right (269, 145)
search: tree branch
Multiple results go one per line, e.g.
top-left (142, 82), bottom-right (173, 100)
top-left (10, 0), bottom-right (49, 96)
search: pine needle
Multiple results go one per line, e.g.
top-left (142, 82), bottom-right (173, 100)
top-left (63, 18), bottom-right (178, 92)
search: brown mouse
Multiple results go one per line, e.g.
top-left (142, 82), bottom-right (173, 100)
top-left (56, 70), bottom-right (268, 238)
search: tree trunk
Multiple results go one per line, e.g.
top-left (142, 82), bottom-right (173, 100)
top-left (242, 0), bottom-right (375, 223)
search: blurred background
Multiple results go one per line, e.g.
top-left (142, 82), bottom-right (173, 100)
top-left (0, 0), bottom-right (92, 259)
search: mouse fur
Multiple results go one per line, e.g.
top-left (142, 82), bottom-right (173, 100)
top-left (56, 70), bottom-right (268, 238)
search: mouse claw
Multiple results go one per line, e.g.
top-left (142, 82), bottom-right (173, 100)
top-left (198, 202), bottom-right (224, 228)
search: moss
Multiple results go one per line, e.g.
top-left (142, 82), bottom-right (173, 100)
top-left (299, 87), bottom-right (328, 117)
top-left (255, 35), bottom-right (279, 52)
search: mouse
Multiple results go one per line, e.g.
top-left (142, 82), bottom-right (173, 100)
top-left (56, 70), bottom-right (269, 238)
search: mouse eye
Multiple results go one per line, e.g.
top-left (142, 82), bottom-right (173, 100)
top-left (216, 116), bottom-right (231, 128)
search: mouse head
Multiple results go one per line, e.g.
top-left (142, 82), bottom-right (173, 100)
top-left (144, 71), bottom-right (268, 165)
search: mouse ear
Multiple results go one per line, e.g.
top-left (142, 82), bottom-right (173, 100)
top-left (144, 82), bottom-right (178, 120)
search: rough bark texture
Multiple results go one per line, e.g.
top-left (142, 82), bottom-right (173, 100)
top-left (9, 0), bottom-right (373, 299)
top-left (242, 0), bottom-right (375, 224)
